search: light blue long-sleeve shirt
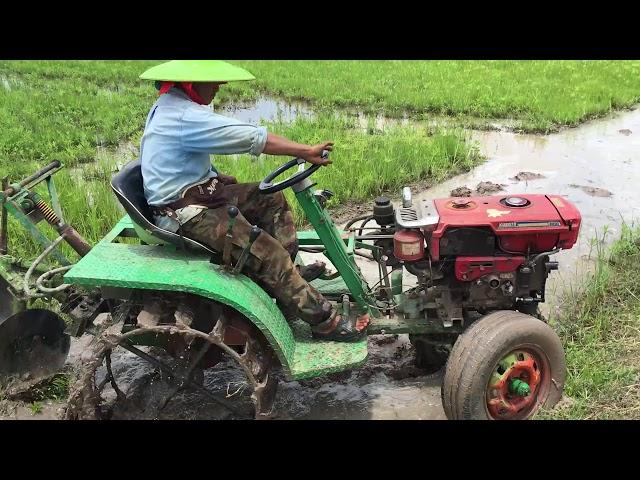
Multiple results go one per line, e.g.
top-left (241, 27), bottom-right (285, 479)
top-left (140, 88), bottom-right (268, 230)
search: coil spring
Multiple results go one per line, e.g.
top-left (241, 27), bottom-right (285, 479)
top-left (35, 200), bottom-right (60, 225)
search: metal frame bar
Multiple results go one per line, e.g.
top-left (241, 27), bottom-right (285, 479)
top-left (2, 199), bottom-right (70, 266)
top-left (46, 176), bottom-right (64, 224)
top-left (294, 185), bottom-right (378, 316)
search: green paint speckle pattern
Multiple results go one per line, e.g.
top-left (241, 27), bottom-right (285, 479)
top-left (289, 320), bottom-right (368, 380)
top-left (64, 216), bottom-right (367, 380)
top-left (309, 276), bottom-right (350, 296)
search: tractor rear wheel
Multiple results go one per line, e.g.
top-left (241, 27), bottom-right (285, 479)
top-left (64, 303), bottom-right (278, 420)
top-left (441, 310), bottom-right (565, 420)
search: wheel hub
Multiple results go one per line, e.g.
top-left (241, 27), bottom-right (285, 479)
top-left (509, 378), bottom-right (531, 397)
top-left (487, 350), bottom-right (542, 419)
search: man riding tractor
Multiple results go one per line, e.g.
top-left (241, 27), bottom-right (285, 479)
top-left (139, 60), bottom-right (370, 342)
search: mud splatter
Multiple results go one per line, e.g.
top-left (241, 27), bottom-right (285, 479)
top-left (475, 181), bottom-right (505, 195)
top-left (511, 171), bottom-right (546, 181)
top-left (450, 186), bottom-right (472, 197)
top-left (450, 181), bottom-right (504, 197)
top-left (569, 184), bottom-right (613, 197)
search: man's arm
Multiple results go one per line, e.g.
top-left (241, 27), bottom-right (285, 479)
top-left (263, 133), bottom-right (333, 166)
top-left (182, 108), bottom-right (333, 166)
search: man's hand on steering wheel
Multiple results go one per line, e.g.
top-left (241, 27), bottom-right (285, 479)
top-left (258, 134), bottom-right (336, 194)
top-left (301, 142), bottom-right (334, 166)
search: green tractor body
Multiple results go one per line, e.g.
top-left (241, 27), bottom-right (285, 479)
top-left (64, 216), bottom-right (368, 381)
top-left (1, 157), bottom-right (578, 420)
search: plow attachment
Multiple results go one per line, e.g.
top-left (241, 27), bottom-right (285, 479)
top-left (0, 307), bottom-right (70, 389)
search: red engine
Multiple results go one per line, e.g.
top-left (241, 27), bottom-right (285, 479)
top-left (382, 192), bottom-right (581, 320)
top-left (428, 194), bottom-right (581, 261)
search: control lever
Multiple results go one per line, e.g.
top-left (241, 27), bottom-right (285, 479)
top-left (313, 189), bottom-right (334, 208)
top-left (223, 206), bottom-right (239, 270)
top-left (233, 226), bottom-right (262, 275)
top-left (402, 187), bottom-right (412, 208)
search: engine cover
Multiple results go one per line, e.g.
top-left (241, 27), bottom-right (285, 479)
top-left (428, 194), bottom-right (581, 260)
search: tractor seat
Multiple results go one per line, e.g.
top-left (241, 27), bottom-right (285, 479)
top-left (110, 160), bottom-right (216, 256)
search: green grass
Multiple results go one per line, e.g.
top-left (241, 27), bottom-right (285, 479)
top-left (3, 60), bottom-right (640, 178)
top-left (4, 112), bottom-right (481, 260)
top-left (19, 373), bottom-right (71, 405)
top-left (215, 114), bottom-right (480, 223)
top-left (28, 401), bottom-right (43, 415)
top-left (234, 60), bottom-right (640, 132)
top-left (0, 61), bottom-right (478, 262)
top-left (0, 60), bottom-right (255, 178)
top-left (0, 373), bottom-right (70, 417)
top-left (540, 226), bottom-right (640, 419)
top-left (4, 59), bottom-right (638, 261)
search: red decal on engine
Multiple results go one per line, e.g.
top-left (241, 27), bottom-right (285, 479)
top-left (455, 256), bottom-right (526, 281)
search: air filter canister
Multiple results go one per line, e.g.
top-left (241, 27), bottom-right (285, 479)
top-left (393, 229), bottom-right (425, 261)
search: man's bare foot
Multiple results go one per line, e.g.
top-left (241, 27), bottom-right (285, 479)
top-left (355, 313), bottom-right (370, 331)
top-left (312, 312), bottom-right (370, 342)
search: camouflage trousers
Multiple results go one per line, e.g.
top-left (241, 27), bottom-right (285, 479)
top-left (180, 182), bottom-right (332, 325)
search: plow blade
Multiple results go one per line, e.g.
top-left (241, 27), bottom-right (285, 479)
top-left (0, 275), bottom-right (20, 324)
top-left (0, 308), bottom-right (70, 388)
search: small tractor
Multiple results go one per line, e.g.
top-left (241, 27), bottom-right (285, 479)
top-left (0, 154), bottom-right (580, 419)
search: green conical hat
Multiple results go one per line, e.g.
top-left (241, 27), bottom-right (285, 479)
top-left (140, 60), bottom-right (255, 82)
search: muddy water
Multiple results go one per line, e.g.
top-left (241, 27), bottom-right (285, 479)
top-left (288, 106), bottom-right (640, 420)
top-left (416, 107), bottom-right (640, 312)
top-left (7, 100), bottom-right (640, 421)
top-left (216, 96), bottom-right (518, 132)
top-left (216, 97), bottom-right (314, 124)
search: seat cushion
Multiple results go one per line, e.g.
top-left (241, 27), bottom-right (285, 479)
top-left (111, 160), bottom-right (216, 255)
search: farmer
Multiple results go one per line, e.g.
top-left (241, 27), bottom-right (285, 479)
top-left (138, 60), bottom-right (369, 342)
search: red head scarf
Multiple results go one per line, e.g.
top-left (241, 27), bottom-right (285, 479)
top-left (158, 81), bottom-right (207, 105)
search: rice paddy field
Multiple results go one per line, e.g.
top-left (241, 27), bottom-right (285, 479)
top-left (3, 59), bottom-right (640, 260)
top-left (234, 60), bottom-right (640, 132)
top-left (3, 60), bottom-right (640, 420)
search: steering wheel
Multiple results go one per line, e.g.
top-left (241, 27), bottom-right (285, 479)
top-left (258, 150), bottom-right (329, 194)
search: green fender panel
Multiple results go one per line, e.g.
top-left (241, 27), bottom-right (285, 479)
top-left (64, 217), bottom-right (367, 380)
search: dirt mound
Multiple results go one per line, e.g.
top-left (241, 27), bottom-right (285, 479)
top-left (450, 186), bottom-right (472, 197)
top-left (450, 181), bottom-right (505, 197)
top-left (475, 181), bottom-right (504, 195)
top-left (511, 171), bottom-right (546, 181)
top-left (569, 184), bottom-right (613, 197)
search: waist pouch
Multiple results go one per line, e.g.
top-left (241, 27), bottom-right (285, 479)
top-left (152, 177), bottom-right (228, 218)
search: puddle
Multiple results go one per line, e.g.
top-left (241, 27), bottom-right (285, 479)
top-left (216, 97), bottom-right (314, 124)
top-left (63, 330), bottom-right (444, 421)
top-left (69, 141), bottom-right (138, 182)
top-left (411, 106), bottom-right (640, 311)
top-left (217, 95), bottom-right (516, 133)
